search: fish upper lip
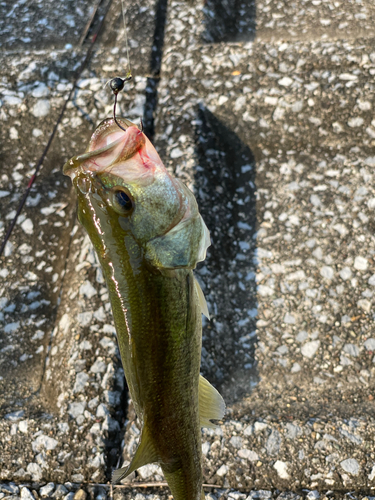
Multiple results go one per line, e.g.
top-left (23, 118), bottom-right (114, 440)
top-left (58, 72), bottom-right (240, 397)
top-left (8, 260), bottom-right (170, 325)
top-left (63, 117), bottom-right (141, 178)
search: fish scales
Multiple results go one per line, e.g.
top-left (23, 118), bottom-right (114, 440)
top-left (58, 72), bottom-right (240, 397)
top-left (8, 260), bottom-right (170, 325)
top-left (64, 117), bottom-right (225, 500)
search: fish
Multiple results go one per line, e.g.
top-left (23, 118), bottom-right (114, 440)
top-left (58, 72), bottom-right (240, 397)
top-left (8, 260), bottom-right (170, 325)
top-left (63, 117), bottom-right (225, 500)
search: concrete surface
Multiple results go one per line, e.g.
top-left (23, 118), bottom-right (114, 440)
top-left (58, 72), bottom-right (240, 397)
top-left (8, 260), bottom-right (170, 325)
top-left (1, 0), bottom-right (375, 499)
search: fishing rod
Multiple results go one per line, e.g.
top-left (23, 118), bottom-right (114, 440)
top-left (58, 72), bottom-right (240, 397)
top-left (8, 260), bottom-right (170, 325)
top-left (0, 0), bottom-right (113, 257)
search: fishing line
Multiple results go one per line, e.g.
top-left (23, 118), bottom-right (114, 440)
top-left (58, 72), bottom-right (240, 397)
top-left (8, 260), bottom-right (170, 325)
top-left (121, 0), bottom-right (132, 79)
top-left (107, 0), bottom-right (134, 133)
top-left (0, 0), bottom-right (114, 257)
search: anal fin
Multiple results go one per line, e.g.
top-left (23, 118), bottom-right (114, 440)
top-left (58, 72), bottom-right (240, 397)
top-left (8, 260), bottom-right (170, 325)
top-left (199, 375), bottom-right (225, 428)
top-left (194, 277), bottom-right (210, 319)
top-left (112, 424), bottom-right (158, 484)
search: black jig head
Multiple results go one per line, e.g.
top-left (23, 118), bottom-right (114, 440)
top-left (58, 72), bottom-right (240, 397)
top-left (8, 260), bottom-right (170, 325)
top-left (107, 75), bottom-right (132, 132)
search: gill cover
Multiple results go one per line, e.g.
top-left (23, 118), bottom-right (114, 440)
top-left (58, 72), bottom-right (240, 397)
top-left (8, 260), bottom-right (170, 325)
top-left (144, 180), bottom-right (211, 270)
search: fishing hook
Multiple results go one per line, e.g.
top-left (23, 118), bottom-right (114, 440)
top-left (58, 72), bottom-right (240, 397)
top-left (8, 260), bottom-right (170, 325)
top-left (108, 76), bottom-right (132, 132)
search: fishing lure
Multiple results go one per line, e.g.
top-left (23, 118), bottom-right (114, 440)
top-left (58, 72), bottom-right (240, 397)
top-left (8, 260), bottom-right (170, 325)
top-left (106, 73), bottom-right (133, 132)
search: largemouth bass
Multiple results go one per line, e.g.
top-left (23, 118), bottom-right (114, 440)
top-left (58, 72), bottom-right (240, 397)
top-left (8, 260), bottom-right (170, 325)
top-left (63, 118), bottom-right (225, 500)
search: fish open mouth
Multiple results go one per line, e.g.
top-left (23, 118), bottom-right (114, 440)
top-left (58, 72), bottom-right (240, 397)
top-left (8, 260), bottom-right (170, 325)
top-left (63, 118), bottom-right (144, 178)
top-left (88, 117), bottom-right (141, 153)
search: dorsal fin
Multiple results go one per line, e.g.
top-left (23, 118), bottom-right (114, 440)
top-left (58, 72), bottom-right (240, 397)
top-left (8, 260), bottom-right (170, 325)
top-left (112, 424), bottom-right (158, 484)
top-left (199, 375), bottom-right (225, 428)
top-left (194, 278), bottom-right (210, 320)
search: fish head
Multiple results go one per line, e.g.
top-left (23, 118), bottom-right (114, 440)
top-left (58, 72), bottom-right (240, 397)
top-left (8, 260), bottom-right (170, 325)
top-left (63, 118), bottom-right (210, 269)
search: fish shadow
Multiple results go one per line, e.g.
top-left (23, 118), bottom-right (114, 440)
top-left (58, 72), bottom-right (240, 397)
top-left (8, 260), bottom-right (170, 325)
top-left (193, 105), bottom-right (259, 406)
top-left (201, 0), bottom-right (256, 43)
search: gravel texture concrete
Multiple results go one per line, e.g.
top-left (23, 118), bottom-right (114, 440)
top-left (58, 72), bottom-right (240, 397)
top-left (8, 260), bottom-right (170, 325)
top-left (1, 0), bottom-right (375, 499)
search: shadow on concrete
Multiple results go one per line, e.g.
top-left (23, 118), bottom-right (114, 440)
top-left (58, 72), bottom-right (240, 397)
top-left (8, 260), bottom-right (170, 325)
top-left (193, 105), bottom-right (259, 405)
top-left (201, 0), bottom-right (256, 43)
top-left (143, 0), bottom-right (168, 141)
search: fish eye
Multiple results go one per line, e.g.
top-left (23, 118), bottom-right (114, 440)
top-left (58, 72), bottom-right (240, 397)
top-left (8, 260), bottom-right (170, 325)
top-left (116, 190), bottom-right (132, 209)
top-left (111, 188), bottom-right (133, 214)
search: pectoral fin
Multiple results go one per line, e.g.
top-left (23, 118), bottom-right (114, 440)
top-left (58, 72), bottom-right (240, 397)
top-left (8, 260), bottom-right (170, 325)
top-left (194, 277), bottom-right (210, 320)
top-left (199, 375), bottom-right (225, 428)
top-left (112, 424), bottom-right (158, 484)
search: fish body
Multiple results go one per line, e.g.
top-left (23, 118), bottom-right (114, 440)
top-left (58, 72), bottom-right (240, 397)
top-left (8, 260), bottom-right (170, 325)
top-left (63, 118), bottom-right (224, 500)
